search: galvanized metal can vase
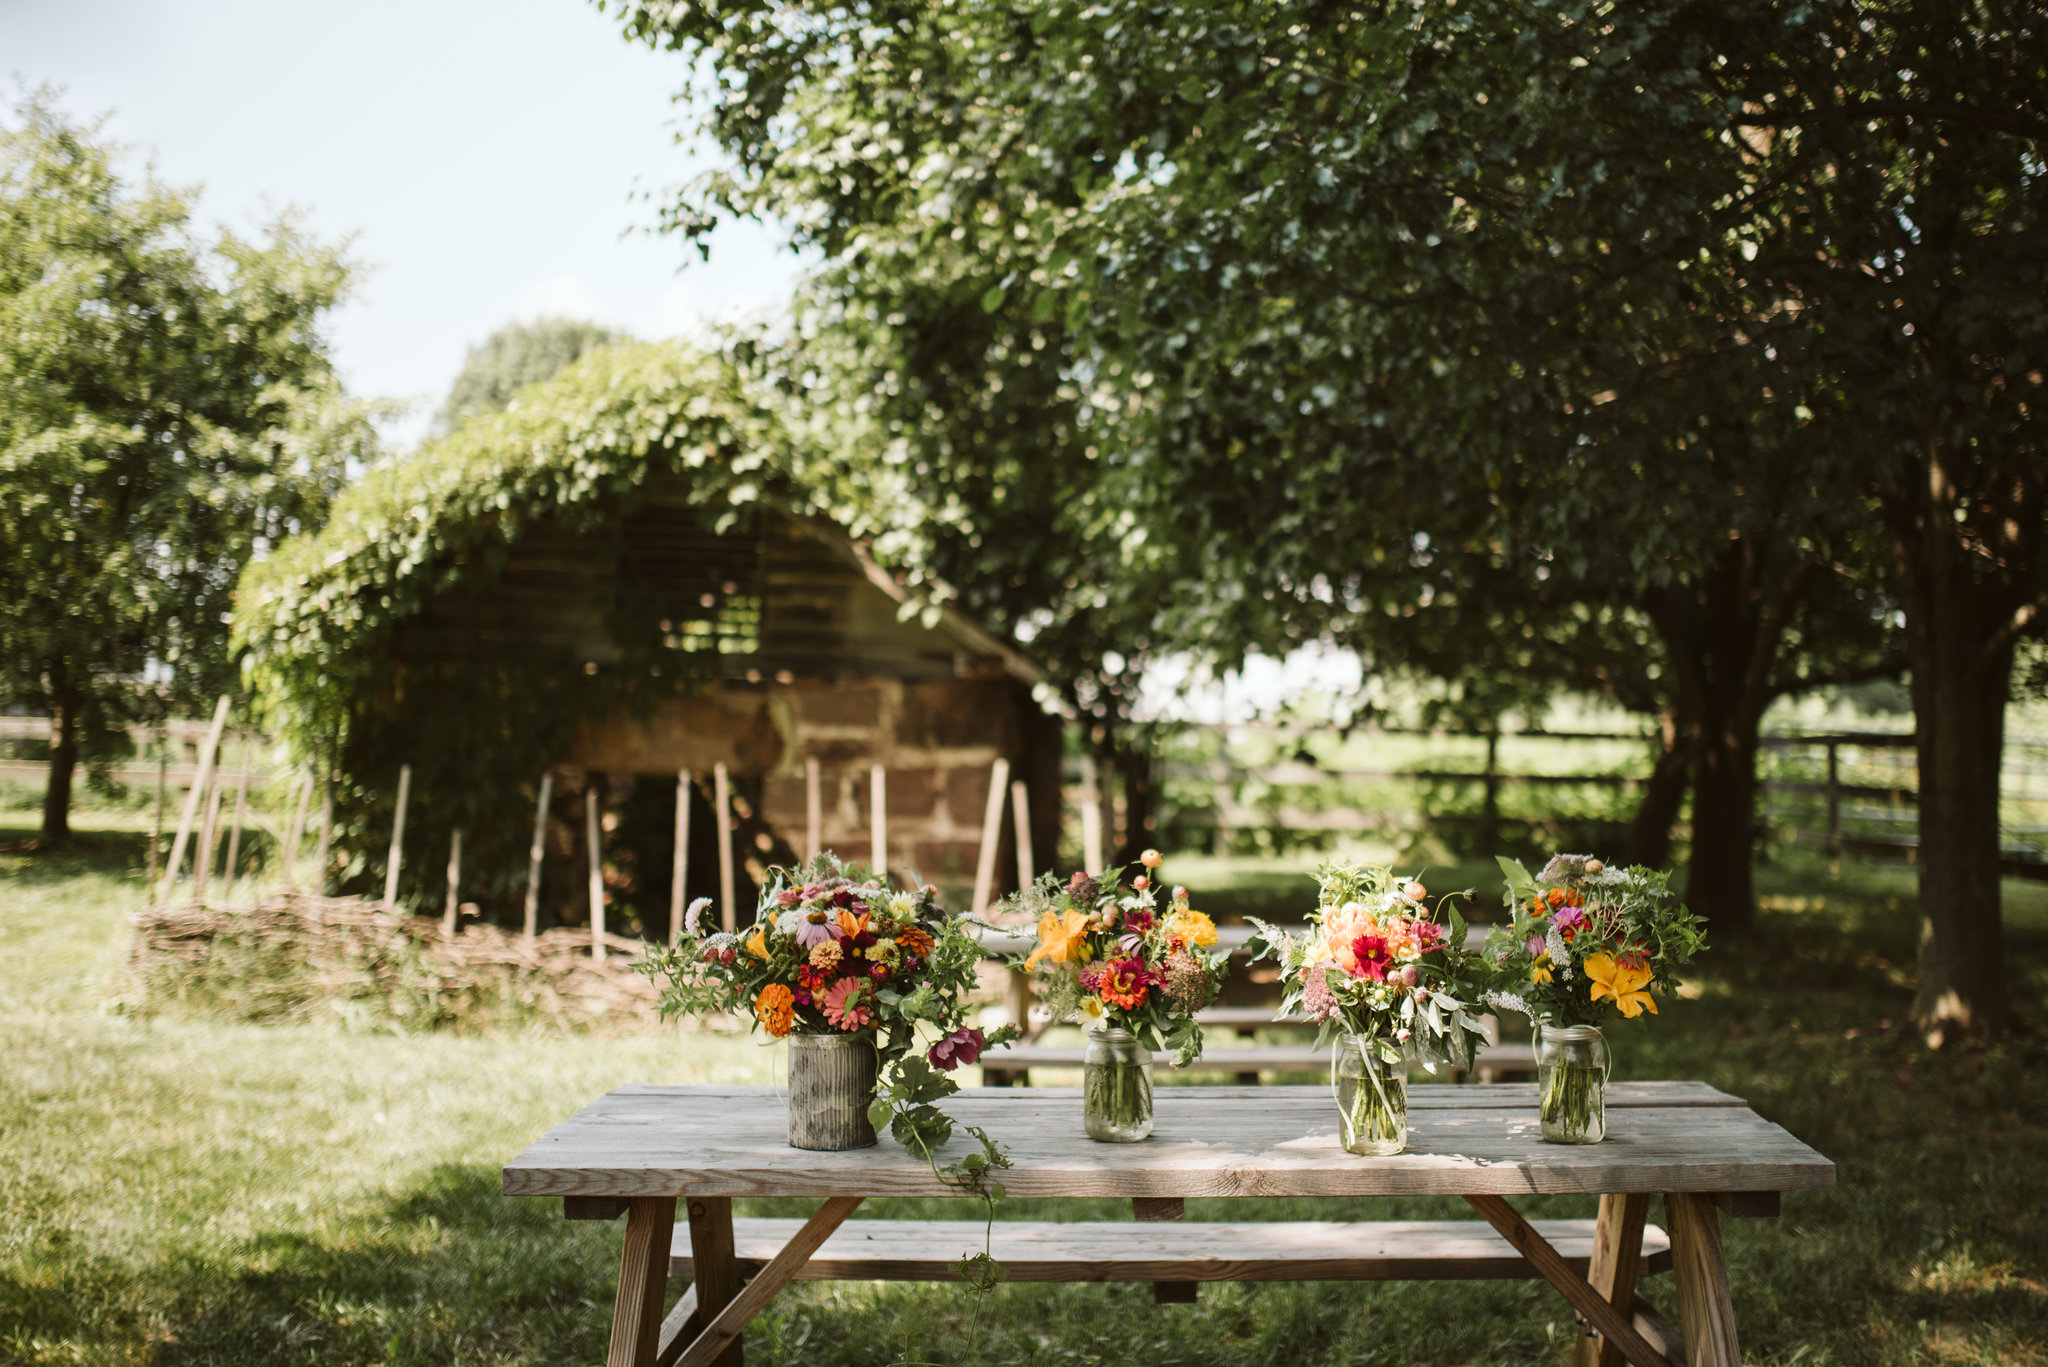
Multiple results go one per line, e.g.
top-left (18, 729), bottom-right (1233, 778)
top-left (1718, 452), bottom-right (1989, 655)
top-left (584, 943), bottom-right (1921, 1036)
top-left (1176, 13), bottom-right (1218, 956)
top-left (787, 1032), bottom-right (879, 1150)
top-left (1536, 1024), bottom-right (1609, 1144)
top-left (1082, 1028), bottom-right (1154, 1142)
top-left (1333, 1033), bottom-right (1408, 1155)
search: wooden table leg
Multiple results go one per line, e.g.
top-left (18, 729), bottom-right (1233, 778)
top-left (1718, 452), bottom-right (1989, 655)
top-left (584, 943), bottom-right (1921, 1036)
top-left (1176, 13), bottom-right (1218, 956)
top-left (1464, 1195), bottom-right (1670, 1367)
top-left (607, 1197), bottom-right (677, 1367)
top-left (673, 1196), bottom-right (863, 1367)
top-left (681, 1196), bottom-right (743, 1367)
top-left (1665, 1192), bottom-right (1741, 1366)
top-left (1576, 1193), bottom-right (1651, 1367)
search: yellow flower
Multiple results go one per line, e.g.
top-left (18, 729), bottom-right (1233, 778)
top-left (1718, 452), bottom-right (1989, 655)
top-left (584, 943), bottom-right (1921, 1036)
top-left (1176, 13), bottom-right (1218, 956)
top-left (1585, 953), bottom-right (1658, 1018)
top-left (1165, 907), bottom-right (1218, 949)
top-left (744, 927), bottom-right (768, 960)
top-left (1077, 995), bottom-right (1108, 1031)
top-left (1025, 909), bottom-right (1091, 970)
top-left (1530, 958), bottom-right (1554, 985)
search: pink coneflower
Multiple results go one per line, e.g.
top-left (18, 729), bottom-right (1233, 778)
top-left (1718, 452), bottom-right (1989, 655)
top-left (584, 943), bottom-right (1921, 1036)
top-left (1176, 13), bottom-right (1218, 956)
top-left (819, 977), bottom-right (874, 1030)
top-left (1348, 934), bottom-right (1393, 982)
top-left (795, 909), bottom-right (837, 949)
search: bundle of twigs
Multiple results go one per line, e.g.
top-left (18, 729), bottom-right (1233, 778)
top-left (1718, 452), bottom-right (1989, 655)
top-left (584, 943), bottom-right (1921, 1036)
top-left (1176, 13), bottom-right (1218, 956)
top-left (126, 892), bottom-right (680, 1034)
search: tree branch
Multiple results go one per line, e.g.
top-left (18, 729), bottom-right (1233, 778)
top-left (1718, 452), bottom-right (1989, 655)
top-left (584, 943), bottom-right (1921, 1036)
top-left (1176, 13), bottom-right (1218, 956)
top-left (1735, 100), bottom-right (2048, 144)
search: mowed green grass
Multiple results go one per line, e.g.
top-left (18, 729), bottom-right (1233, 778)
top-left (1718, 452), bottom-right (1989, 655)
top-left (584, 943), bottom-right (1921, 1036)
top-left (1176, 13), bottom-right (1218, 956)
top-left (3, 823), bottom-right (2047, 1366)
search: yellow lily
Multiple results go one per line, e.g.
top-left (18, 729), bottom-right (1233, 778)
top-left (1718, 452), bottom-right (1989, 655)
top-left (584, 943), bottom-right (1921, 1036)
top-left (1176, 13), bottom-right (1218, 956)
top-left (1025, 909), bottom-right (1091, 970)
top-left (744, 927), bottom-right (768, 960)
top-left (1585, 952), bottom-right (1658, 1018)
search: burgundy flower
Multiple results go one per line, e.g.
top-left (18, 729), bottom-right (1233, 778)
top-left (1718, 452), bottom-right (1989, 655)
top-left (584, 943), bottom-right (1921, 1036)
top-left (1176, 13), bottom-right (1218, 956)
top-left (928, 1026), bottom-right (986, 1070)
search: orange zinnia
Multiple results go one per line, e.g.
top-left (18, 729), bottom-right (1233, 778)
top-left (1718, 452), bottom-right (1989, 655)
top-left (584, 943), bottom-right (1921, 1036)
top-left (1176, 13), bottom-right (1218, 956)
top-left (755, 983), bottom-right (796, 1037)
top-left (895, 925), bottom-right (934, 958)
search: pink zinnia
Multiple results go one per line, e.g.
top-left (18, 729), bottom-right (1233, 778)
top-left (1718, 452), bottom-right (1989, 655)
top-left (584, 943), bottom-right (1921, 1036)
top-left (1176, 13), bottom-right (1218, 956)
top-left (1349, 934), bottom-right (1393, 982)
top-left (819, 977), bottom-right (874, 1030)
top-left (1414, 921), bottom-right (1446, 951)
top-left (1553, 906), bottom-right (1589, 942)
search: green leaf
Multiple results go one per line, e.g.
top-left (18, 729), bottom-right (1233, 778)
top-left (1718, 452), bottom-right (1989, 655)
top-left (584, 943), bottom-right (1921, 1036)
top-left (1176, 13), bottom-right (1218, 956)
top-left (979, 284), bottom-right (1007, 313)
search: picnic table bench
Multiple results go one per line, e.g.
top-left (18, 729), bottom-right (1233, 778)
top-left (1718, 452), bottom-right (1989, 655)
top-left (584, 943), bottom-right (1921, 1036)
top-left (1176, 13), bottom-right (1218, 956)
top-left (504, 1080), bottom-right (1833, 1367)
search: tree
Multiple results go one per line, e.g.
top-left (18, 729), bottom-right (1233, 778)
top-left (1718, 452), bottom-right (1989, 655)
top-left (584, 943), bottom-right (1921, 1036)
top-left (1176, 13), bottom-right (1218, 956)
top-left (0, 96), bottom-right (373, 844)
top-left (434, 317), bottom-right (623, 434)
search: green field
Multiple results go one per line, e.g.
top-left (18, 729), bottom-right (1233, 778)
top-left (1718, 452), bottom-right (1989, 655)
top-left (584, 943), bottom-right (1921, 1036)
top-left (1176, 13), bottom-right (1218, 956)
top-left (4, 822), bottom-right (2047, 1365)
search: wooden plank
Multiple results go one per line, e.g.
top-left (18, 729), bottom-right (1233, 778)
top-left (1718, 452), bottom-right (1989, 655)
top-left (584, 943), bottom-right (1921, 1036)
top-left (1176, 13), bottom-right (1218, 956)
top-left (671, 770), bottom-right (692, 943)
top-left (383, 763), bottom-right (411, 907)
top-left (653, 1285), bottom-right (699, 1367)
top-left (607, 1197), bottom-right (675, 1367)
top-left (566, 1196), bottom-right (629, 1221)
top-left (1464, 1195), bottom-right (1671, 1367)
top-left (523, 772), bottom-right (553, 941)
top-left (684, 1197), bottom-right (741, 1367)
top-left (666, 1217), bottom-right (1674, 1284)
top-left (970, 757), bottom-right (1009, 915)
top-left (1631, 1291), bottom-right (1688, 1364)
top-left (588, 788), bottom-right (608, 961)
top-left (502, 1085), bottom-right (1832, 1202)
top-left (869, 765), bottom-right (887, 880)
top-left (672, 1197), bottom-right (863, 1367)
top-left (1010, 778), bottom-right (1034, 887)
top-left (1577, 1192), bottom-right (1651, 1367)
top-left (165, 694), bottom-right (230, 888)
top-left (1665, 1193), bottom-right (1741, 1366)
top-left (713, 764), bottom-right (736, 933)
top-left (803, 757), bottom-right (821, 862)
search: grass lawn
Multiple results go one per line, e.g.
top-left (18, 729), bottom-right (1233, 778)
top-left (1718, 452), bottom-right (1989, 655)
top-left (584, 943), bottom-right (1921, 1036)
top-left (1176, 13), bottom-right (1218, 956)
top-left (3, 820), bottom-right (2046, 1365)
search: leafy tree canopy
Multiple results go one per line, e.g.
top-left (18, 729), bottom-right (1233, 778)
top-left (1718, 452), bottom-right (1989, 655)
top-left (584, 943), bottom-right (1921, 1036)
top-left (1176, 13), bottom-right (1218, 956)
top-left (0, 94), bottom-right (377, 843)
top-left (433, 316), bottom-right (625, 434)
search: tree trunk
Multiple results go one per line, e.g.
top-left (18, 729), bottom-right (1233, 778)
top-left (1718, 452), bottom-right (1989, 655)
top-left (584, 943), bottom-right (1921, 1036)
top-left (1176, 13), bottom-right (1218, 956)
top-left (1625, 710), bottom-right (1691, 868)
top-left (1111, 742), bottom-right (1155, 865)
top-left (1686, 718), bottom-right (1760, 934)
top-left (41, 674), bottom-right (78, 847)
top-left (1882, 438), bottom-right (2032, 1038)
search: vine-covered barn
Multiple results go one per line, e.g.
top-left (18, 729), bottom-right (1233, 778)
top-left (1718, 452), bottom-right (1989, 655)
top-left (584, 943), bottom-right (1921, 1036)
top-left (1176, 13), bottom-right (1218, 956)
top-left (237, 341), bottom-right (1061, 930)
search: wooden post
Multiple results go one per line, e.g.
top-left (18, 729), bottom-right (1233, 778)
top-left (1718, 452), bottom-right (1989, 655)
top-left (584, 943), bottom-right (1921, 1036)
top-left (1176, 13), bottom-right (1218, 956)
top-left (442, 828), bottom-right (463, 936)
top-left (524, 771), bottom-right (553, 941)
top-left (804, 756), bottom-right (822, 861)
top-left (1666, 1192), bottom-right (1742, 1365)
top-left (970, 757), bottom-right (1011, 915)
top-left (1010, 778), bottom-right (1034, 888)
top-left (314, 780), bottom-right (334, 896)
top-left (283, 773), bottom-right (313, 890)
top-left (1825, 740), bottom-right (1843, 875)
top-left (586, 786), bottom-right (607, 961)
top-left (224, 744), bottom-right (252, 889)
top-left (1575, 1192), bottom-right (1651, 1367)
top-left (605, 1196), bottom-right (676, 1367)
top-left (684, 1196), bottom-right (744, 1367)
top-left (1481, 730), bottom-right (1502, 859)
top-left (194, 778), bottom-right (224, 904)
top-left (714, 762), bottom-right (736, 933)
top-left (166, 694), bottom-right (231, 888)
top-left (1080, 754), bottom-right (1105, 871)
top-left (383, 763), bottom-right (412, 908)
top-left (869, 764), bottom-right (887, 883)
top-left (670, 769), bottom-right (693, 944)
top-left (146, 749), bottom-right (167, 896)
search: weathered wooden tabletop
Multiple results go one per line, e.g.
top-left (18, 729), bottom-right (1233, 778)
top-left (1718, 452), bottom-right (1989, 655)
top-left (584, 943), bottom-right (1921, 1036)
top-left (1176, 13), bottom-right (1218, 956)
top-left (502, 1082), bottom-right (1835, 1202)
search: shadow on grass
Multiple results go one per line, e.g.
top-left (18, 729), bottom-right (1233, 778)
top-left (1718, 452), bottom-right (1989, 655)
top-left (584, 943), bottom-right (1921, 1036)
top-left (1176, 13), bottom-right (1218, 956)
top-left (0, 824), bottom-right (150, 882)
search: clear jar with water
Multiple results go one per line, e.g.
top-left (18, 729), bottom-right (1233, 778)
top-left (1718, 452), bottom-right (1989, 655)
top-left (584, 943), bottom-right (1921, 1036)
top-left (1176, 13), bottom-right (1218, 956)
top-left (1083, 1028), bottom-right (1154, 1142)
top-left (1536, 1024), bottom-right (1609, 1144)
top-left (1333, 1033), bottom-right (1408, 1155)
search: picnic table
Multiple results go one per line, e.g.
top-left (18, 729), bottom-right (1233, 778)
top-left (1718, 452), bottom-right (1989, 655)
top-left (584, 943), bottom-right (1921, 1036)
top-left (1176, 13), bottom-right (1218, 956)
top-left (503, 1081), bottom-right (1833, 1367)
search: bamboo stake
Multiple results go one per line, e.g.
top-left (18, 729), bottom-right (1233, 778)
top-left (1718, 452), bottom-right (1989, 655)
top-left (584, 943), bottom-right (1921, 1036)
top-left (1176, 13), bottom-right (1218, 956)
top-left (1010, 778), bottom-right (1035, 888)
top-left (1080, 754), bottom-right (1106, 872)
top-left (970, 757), bottom-right (1010, 915)
top-left (670, 769), bottom-right (692, 944)
top-left (383, 763), bottom-right (412, 908)
top-left (315, 782), bottom-right (334, 896)
top-left (224, 744), bottom-right (252, 891)
top-left (194, 778), bottom-right (224, 904)
top-left (713, 762), bottom-right (736, 933)
top-left (442, 828), bottom-right (463, 936)
top-left (523, 772), bottom-right (553, 941)
top-left (166, 694), bottom-right (231, 888)
top-left (146, 749), bottom-right (167, 897)
top-left (869, 764), bottom-right (889, 884)
top-left (586, 786), bottom-right (607, 961)
top-left (281, 773), bottom-right (312, 890)
top-left (804, 756), bottom-right (822, 861)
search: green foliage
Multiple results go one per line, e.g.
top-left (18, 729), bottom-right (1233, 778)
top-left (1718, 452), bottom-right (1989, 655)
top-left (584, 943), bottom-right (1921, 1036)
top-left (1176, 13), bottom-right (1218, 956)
top-left (235, 340), bottom-right (894, 913)
top-left (0, 94), bottom-right (376, 836)
top-left (433, 317), bottom-right (624, 434)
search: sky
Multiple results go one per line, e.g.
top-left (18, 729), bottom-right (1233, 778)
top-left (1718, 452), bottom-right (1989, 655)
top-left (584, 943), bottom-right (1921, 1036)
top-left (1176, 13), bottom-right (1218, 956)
top-left (2, 0), bottom-right (801, 447)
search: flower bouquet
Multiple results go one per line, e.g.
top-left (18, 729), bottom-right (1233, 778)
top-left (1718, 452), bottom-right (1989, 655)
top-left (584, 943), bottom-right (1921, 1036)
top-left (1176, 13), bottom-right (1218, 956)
top-left (1010, 851), bottom-right (1229, 1142)
top-left (1247, 860), bottom-right (1490, 1155)
top-left (1481, 854), bottom-right (1707, 1143)
top-left (637, 854), bottom-right (1016, 1158)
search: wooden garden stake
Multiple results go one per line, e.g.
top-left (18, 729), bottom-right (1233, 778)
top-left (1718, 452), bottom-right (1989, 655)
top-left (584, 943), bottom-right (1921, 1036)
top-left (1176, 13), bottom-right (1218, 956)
top-left (383, 763), bottom-right (412, 908)
top-left (523, 771), bottom-right (552, 941)
top-left (194, 778), bottom-right (224, 904)
top-left (282, 773), bottom-right (312, 890)
top-left (166, 694), bottom-right (231, 889)
top-left (805, 756), bottom-right (822, 861)
top-left (315, 781), bottom-right (334, 896)
top-left (443, 828), bottom-right (463, 937)
top-left (224, 745), bottom-right (252, 890)
top-left (586, 786), bottom-right (607, 961)
top-left (713, 762), bottom-right (736, 933)
top-left (1011, 778), bottom-right (1034, 887)
top-left (869, 764), bottom-right (887, 882)
top-left (146, 749), bottom-right (166, 896)
top-left (970, 757), bottom-right (1010, 915)
top-left (670, 769), bottom-right (692, 943)
top-left (1080, 754), bottom-right (1106, 872)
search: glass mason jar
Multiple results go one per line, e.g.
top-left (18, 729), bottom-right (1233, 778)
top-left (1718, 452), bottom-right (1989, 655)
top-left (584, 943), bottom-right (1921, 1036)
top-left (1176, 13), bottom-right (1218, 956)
top-left (1536, 1024), bottom-right (1609, 1144)
top-left (1083, 1028), bottom-right (1154, 1142)
top-left (1333, 1033), bottom-right (1409, 1155)
top-left (786, 1032), bottom-right (879, 1151)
